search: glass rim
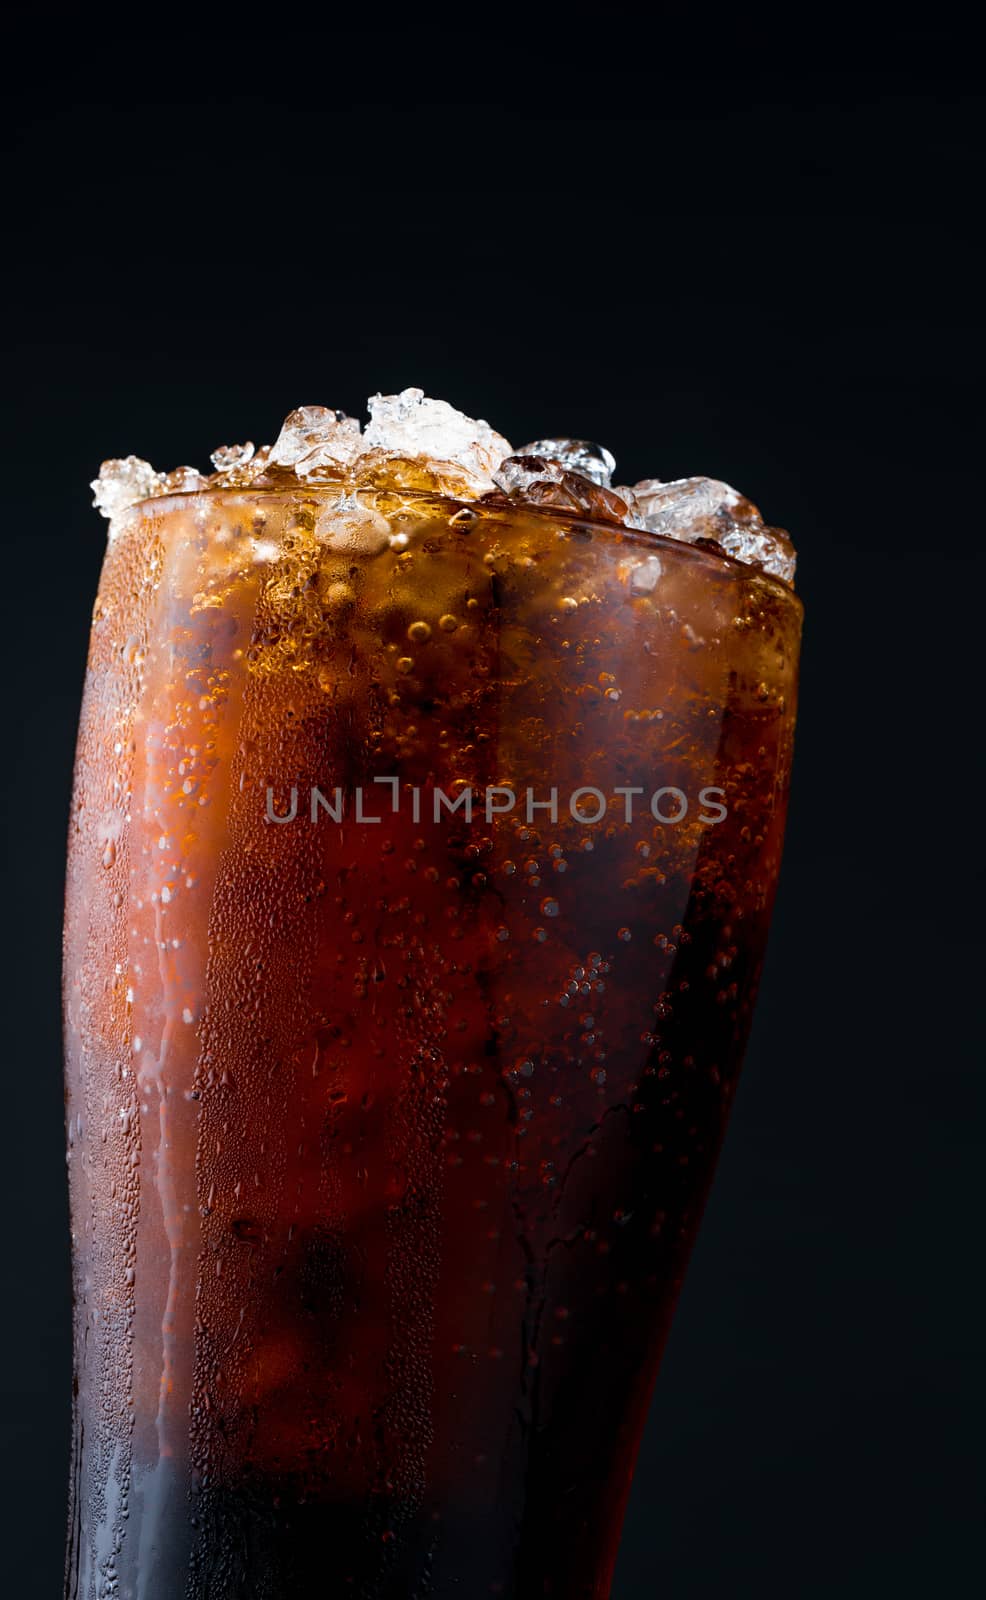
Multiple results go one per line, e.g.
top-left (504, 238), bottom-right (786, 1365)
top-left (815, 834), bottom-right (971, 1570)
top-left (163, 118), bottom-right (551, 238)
top-left (118, 483), bottom-right (802, 609)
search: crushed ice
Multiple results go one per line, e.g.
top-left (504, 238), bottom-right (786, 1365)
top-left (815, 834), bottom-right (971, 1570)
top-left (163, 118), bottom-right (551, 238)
top-left (363, 389), bottom-right (511, 488)
top-left (627, 478), bottom-right (796, 585)
top-left (90, 389), bottom-right (796, 585)
top-left (210, 442), bottom-right (255, 472)
top-left (267, 406), bottom-right (362, 474)
top-left (91, 456), bottom-right (166, 519)
top-left (514, 439), bottom-right (616, 489)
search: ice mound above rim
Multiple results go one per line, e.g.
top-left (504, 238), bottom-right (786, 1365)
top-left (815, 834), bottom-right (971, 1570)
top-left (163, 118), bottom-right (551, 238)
top-left (91, 388), bottom-right (796, 586)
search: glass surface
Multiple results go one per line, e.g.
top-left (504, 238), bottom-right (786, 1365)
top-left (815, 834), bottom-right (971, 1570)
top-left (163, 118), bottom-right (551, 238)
top-left (64, 487), bottom-right (801, 1598)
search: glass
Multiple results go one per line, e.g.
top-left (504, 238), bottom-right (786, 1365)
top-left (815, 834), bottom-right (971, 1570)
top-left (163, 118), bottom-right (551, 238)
top-left (64, 485), bottom-right (801, 1598)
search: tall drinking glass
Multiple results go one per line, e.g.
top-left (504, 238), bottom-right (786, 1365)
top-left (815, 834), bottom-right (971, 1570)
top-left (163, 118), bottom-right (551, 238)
top-left (64, 481), bottom-right (801, 1598)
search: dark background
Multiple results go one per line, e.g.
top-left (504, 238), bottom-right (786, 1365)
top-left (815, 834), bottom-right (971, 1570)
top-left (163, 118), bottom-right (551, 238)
top-left (1, 8), bottom-right (982, 1596)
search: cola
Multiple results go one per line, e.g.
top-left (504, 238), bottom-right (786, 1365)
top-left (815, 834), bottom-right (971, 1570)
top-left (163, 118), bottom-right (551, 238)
top-left (65, 408), bottom-right (800, 1598)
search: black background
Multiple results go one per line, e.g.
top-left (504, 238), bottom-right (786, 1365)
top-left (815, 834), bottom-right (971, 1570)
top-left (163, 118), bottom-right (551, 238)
top-left (1, 7), bottom-right (982, 1596)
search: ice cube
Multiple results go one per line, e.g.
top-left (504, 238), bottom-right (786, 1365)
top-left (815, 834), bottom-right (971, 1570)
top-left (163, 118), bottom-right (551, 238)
top-left (629, 555), bottom-right (663, 594)
top-left (160, 465), bottom-right (208, 493)
top-left (631, 477), bottom-right (795, 584)
top-left (493, 455), bottom-right (632, 525)
top-left (493, 454), bottom-right (569, 497)
top-left (268, 406), bottom-right (362, 473)
top-left (210, 442), bottom-right (255, 472)
top-left (315, 492), bottom-right (391, 556)
top-left (631, 477), bottom-right (759, 538)
top-left (717, 523), bottom-right (797, 585)
top-left (611, 487), bottom-right (649, 531)
top-left (364, 389), bottom-right (512, 489)
top-left (514, 439), bottom-right (616, 489)
top-left (91, 457), bottom-right (164, 520)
